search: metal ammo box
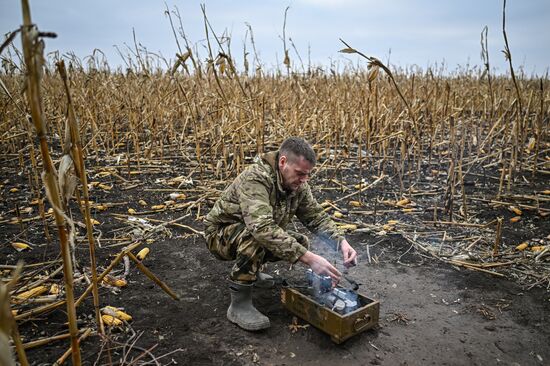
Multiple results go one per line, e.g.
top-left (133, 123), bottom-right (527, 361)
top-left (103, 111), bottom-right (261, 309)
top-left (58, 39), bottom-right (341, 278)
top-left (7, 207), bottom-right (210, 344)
top-left (281, 286), bottom-right (380, 344)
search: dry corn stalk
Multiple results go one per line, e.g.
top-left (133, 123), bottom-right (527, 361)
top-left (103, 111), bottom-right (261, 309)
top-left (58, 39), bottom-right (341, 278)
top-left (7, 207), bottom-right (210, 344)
top-left (19, 1), bottom-right (81, 362)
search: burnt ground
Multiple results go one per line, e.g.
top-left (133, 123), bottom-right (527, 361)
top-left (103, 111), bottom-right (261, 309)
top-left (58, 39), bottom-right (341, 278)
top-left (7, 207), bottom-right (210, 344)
top-left (1, 154), bottom-right (550, 365)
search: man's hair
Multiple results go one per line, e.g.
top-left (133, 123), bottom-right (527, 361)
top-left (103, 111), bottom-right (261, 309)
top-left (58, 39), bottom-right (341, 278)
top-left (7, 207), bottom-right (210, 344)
top-left (279, 137), bottom-right (316, 165)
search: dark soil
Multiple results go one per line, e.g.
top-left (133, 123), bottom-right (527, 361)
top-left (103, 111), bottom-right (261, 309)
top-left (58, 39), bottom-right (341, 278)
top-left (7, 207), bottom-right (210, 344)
top-left (1, 154), bottom-right (549, 365)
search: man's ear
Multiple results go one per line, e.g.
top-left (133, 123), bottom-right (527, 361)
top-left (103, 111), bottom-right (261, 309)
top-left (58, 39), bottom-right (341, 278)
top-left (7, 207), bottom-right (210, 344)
top-left (279, 155), bottom-right (287, 169)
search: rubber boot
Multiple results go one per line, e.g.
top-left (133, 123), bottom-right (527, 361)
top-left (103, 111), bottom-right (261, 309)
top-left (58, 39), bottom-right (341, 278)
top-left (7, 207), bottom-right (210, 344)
top-left (227, 281), bottom-right (271, 331)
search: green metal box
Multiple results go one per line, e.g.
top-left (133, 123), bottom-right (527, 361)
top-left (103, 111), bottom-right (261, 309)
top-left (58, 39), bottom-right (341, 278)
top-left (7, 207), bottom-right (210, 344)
top-left (281, 286), bottom-right (380, 344)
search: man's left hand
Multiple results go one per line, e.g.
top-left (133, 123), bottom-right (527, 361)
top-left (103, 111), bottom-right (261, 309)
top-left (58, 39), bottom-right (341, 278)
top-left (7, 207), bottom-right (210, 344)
top-left (340, 239), bottom-right (357, 268)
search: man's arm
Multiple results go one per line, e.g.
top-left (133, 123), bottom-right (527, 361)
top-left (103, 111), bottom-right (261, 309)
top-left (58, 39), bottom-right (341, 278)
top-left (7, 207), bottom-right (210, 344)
top-left (239, 176), bottom-right (307, 263)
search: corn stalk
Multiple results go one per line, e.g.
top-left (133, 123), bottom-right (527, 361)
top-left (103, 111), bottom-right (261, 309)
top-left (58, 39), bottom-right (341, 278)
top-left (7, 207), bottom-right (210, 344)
top-left (19, 0), bottom-right (81, 364)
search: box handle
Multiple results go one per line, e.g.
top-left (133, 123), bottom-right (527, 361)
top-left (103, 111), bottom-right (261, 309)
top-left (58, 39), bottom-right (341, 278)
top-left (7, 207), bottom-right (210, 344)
top-left (353, 314), bottom-right (372, 332)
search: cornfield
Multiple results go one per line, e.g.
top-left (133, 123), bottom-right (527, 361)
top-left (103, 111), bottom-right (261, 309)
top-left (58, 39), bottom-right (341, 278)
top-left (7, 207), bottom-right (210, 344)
top-left (0, 0), bottom-right (549, 365)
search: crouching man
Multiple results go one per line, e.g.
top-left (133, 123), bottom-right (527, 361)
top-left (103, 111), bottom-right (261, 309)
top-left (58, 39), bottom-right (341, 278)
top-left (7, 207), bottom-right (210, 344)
top-left (203, 137), bottom-right (357, 330)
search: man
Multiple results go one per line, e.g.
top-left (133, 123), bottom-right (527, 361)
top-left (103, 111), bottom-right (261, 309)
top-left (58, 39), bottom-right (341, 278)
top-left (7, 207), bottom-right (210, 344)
top-left (204, 137), bottom-right (357, 330)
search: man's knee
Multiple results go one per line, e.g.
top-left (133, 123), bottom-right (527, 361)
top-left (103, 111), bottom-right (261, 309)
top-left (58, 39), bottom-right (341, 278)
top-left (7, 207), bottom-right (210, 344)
top-left (204, 223), bottom-right (246, 260)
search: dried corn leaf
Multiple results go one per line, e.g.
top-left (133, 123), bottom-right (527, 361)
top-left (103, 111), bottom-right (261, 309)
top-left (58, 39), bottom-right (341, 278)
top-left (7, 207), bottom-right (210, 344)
top-left (58, 154), bottom-right (78, 204)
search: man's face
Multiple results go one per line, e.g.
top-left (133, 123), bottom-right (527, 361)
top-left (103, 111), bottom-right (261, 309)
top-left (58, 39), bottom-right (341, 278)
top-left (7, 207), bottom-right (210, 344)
top-left (278, 154), bottom-right (313, 192)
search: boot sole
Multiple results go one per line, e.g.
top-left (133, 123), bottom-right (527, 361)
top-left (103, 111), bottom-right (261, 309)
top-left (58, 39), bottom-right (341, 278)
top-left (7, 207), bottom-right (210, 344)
top-left (227, 311), bottom-right (270, 331)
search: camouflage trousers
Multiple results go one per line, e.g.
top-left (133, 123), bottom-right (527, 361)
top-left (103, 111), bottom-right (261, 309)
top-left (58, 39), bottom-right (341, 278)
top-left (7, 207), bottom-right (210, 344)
top-left (204, 222), bottom-right (309, 283)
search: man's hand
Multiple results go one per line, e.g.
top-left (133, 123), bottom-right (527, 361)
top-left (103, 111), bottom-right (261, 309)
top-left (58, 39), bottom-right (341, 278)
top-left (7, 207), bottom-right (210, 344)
top-left (299, 251), bottom-right (342, 283)
top-left (340, 239), bottom-right (357, 268)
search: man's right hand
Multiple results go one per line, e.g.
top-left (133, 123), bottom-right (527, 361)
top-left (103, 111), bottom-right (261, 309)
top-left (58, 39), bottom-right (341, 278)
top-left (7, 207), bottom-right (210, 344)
top-left (299, 251), bottom-right (342, 283)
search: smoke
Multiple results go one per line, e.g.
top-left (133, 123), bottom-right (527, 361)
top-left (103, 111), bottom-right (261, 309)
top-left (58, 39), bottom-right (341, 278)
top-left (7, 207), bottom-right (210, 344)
top-left (305, 269), bottom-right (359, 315)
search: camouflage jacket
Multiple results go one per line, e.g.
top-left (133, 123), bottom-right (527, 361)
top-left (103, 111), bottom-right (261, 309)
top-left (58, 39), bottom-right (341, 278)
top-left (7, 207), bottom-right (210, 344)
top-left (204, 151), bottom-right (344, 263)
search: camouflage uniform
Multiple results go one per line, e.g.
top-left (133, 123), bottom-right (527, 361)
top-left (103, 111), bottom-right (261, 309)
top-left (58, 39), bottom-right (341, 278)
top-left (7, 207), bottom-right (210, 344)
top-left (204, 151), bottom-right (344, 283)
